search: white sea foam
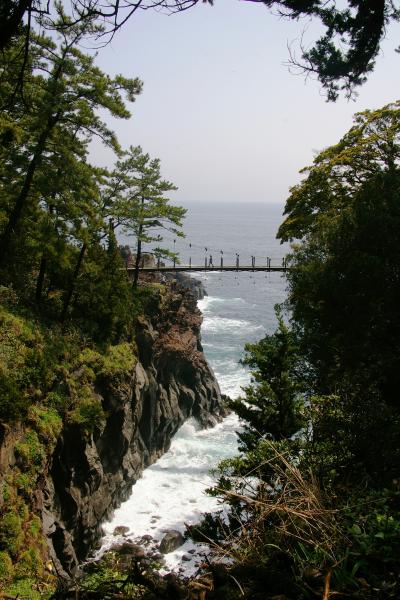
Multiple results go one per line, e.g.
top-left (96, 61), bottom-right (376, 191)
top-left (202, 316), bottom-right (263, 335)
top-left (198, 296), bottom-right (245, 313)
top-left (99, 415), bottom-right (240, 574)
top-left (216, 369), bottom-right (249, 399)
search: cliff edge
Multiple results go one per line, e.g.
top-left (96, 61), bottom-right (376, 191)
top-left (12, 282), bottom-right (225, 577)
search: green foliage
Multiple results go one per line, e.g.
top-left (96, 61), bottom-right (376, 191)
top-left (28, 517), bottom-right (42, 540)
top-left (69, 396), bottom-right (106, 434)
top-left (0, 304), bottom-right (68, 419)
top-left (230, 307), bottom-right (304, 452)
top-left (14, 548), bottom-right (43, 579)
top-left (69, 242), bottom-right (136, 341)
top-left (0, 512), bottom-right (23, 557)
top-left (100, 342), bottom-right (137, 378)
top-left (0, 374), bottom-right (26, 420)
top-left (278, 102), bottom-right (400, 243)
top-left (277, 102), bottom-right (400, 482)
top-left (0, 7), bottom-right (146, 345)
top-left (0, 13), bottom-right (185, 596)
top-left (2, 577), bottom-right (51, 599)
top-left (344, 489), bottom-right (400, 572)
top-left (131, 284), bottom-right (165, 320)
top-left (15, 431), bottom-right (45, 474)
top-left (27, 406), bottom-right (62, 445)
top-left (196, 102), bottom-right (400, 599)
top-left (0, 285), bottom-right (18, 305)
top-left (0, 551), bottom-right (14, 583)
top-left (108, 145), bottom-right (185, 286)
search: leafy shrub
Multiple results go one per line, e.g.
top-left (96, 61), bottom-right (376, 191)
top-left (14, 548), bottom-right (43, 579)
top-left (28, 516), bottom-right (42, 540)
top-left (27, 406), bottom-right (62, 444)
top-left (100, 342), bottom-right (137, 379)
top-left (0, 551), bottom-right (14, 583)
top-left (2, 577), bottom-right (48, 599)
top-left (0, 512), bottom-right (23, 557)
top-left (0, 285), bottom-right (18, 306)
top-left (69, 396), bottom-right (106, 434)
top-left (14, 431), bottom-right (45, 474)
top-left (0, 374), bottom-right (27, 421)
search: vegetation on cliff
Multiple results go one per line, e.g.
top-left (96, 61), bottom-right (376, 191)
top-left (0, 6), bottom-right (188, 594)
top-left (188, 102), bottom-right (400, 599)
top-left (0, 281), bottom-right (158, 596)
top-left (2, 0), bottom-right (400, 596)
top-left (42, 101), bottom-right (400, 600)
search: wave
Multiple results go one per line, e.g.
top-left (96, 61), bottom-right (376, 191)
top-left (216, 369), bottom-right (250, 398)
top-left (202, 316), bottom-right (264, 335)
top-left (99, 414), bottom-right (240, 575)
top-left (197, 295), bottom-right (246, 313)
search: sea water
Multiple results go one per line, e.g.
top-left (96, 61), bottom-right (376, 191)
top-left (100, 202), bottom-right (289, 572)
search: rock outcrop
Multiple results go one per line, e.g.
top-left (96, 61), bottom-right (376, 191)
top-left (43, 284), bottom-right (226, 576)
top-left (164, 271), bottom-right (207, 300)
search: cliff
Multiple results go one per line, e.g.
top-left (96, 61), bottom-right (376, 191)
top-left (27, 283), bottom-right (225, 577)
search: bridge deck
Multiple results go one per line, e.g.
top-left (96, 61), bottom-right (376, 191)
top-left (130, 265), bottom-right (288, 273)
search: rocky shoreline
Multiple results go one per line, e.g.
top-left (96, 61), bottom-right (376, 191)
top-left (41, 280), bottom-right (226, 578)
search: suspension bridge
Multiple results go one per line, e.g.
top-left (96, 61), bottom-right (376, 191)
top-left (120, 245), bottom-right (289, 274)
top-left (132, 262), bottom-right (288, 273)
top-left (126, 256), bottom-right (288, 273)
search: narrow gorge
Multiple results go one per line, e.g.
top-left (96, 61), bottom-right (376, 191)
top-left (0, 280), bottom-right (227, 582)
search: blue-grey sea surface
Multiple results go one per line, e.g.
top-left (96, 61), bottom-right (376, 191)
top-left (171, 201), bottom-right (289, 396)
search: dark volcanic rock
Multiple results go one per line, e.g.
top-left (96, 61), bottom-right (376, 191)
top-left (165, 272), bottom-right (207, 300)
top-left (41, 284), bottom-right (227, 576)
top-left (117, 543), bottom-right (146, 558)
top-left (113, 526), bottom-right (130, 536)
top-left (159, 530), bottom-right (184, 554)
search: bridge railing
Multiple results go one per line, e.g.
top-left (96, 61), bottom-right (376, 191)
top-left (120, 247), bottom-right (288, 272)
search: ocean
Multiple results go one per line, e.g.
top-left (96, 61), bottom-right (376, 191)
top-left (100, 201), bottom-right (289, 572)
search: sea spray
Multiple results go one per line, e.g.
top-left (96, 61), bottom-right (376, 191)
top-left (100, 414), bottom-right (239, 574)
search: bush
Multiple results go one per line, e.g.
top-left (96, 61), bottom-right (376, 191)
top-left (0, 512), bottom-right (23, 557)
top-left (0, 374), bottom-right (27, 421)
top-left (14, 431), bottom-right (45, 474)
top-left (27, 406), bottom-right (62, 445)
top-left (69, 396), bottom-right (106, 434)
top-left (0, 551), bottom-right (14, 583)
top-left (14, 548), bottom-right (43, 579)
top-left (100, 342), bottom-right (137, 379)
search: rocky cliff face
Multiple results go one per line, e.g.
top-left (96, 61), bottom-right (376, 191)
top-left (43, 285), bottom-right (226, 577)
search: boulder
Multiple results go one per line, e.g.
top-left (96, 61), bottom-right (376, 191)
top-left (159, 530), bottom-right (184, 554)
top-left (139, 534), bottom-right (153, 545)
top-left (113, 526), bottom-right (129, 536)
top-left (112, 542), bottom-right (146, 559)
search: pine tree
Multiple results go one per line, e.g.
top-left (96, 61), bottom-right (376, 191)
top-left (230, 307), bottom-right (304, 452)
top-left (108, 145), bottom-right (186, 286)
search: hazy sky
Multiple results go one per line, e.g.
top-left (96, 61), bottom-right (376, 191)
top-left (93, 0), bottom-right (400, 205)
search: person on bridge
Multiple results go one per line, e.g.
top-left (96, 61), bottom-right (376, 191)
top-left (209, 254), bottom-right (213, 267)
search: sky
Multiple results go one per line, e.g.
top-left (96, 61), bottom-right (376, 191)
top-left (92, 0), bottom-right (400, 206)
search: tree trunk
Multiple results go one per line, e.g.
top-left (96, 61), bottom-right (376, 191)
top-left (0, 114), bottom-right (59, 265)
top-left (35, 256), bottom-right (47, 306)
top-left (35, 204), bottom-right (56, 306)
top-left (61, 243), bottom-right (86, 322)
top-left (0, 0), bottom-right (32, 52)
top-left (133, 197), bottom-right (145, 288)
top-left (132, 225), bottom-right (143, 288)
